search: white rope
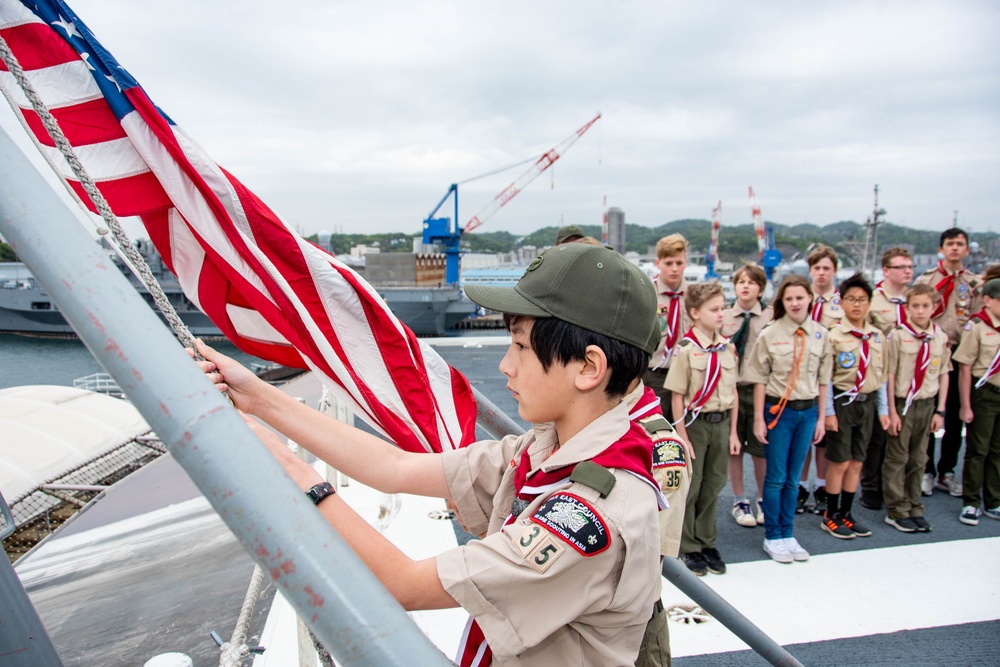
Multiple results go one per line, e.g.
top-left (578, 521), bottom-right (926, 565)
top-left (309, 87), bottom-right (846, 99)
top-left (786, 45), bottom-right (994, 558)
top-left (0, 36), bottom-right (199, 355)
top-left (218, 564), bottom-right (266, 667)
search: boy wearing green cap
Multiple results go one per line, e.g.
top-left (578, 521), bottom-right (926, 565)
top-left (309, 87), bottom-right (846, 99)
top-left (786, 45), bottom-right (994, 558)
top-left (196, 242), bottom-right (665, 666)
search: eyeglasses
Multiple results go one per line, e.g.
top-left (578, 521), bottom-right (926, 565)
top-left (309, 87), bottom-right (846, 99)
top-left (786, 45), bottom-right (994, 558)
top-left (842, 296), bottom-right (870, 304)
top-left (885, 265), bottom-right (914, 270)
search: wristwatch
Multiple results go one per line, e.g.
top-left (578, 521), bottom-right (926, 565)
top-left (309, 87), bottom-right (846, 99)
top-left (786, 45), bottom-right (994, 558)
top-left (305, 481), bottom-right (336, 505)
top-left (935, 410), bottom-right (945, 417)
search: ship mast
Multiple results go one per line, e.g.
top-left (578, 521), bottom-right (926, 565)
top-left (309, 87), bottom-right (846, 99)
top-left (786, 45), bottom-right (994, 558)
top-left (861, 184), bottom-right (886, 278)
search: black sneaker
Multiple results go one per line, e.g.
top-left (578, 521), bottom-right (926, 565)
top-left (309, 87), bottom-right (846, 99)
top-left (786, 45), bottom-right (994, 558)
top-left (680, 552), bottom-right (708, 576)
top-left (841, 513), bottom-right (872, 537)
top-left (701, 547), bottom-right (727, 575)
top-left (796, 486), bottom-right (809, 514)
top-left (860, 489), bottom-right (883, 510)
top-left (821, 513), bottom-right (855, 539)
top-left (911, 516), bottom-right (932, 532)
top-left (812, 486), bottom-right (828, 515)
top-left (884, 515), bottom-right (917, 533)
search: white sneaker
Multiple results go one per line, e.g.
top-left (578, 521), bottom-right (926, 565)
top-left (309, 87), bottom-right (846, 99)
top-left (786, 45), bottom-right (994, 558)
top-left (921, 473), bottom-right (935, 496)
top-left (782, 537), bottom-right (810, 561)
top-left (937, 472), bottom-right (963, 497)
top-left (763, 538), bottom-right (793, 563)
top-left (732, 499), bottom-right (757, 527)
top-left (755, 498), bottom-right (765, 525)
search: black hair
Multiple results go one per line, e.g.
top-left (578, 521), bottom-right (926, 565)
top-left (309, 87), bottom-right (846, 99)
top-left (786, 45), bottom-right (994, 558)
top-left (503, 315), bottom-right (649, 398)
top-left (939, 227), bottom-right (969, 247)
top-left (838, 272), bottom-right (873, 299)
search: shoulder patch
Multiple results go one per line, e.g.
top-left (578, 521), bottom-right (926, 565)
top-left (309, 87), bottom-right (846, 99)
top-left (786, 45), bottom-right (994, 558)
top-left (653, 436), bottom-right (686, 469)
top-left (531, 493), bottom-right (610, 556)
top-left (964, 321), bottom-right (973, 331)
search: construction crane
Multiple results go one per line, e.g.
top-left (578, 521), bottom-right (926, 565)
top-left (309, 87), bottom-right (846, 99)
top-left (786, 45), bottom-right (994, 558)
top-left (749, 186), bottom-right (782, 282)
top-left (705, 201), bottom-right (722, 280)
top-left (423, 113), bottom-right (602, 284)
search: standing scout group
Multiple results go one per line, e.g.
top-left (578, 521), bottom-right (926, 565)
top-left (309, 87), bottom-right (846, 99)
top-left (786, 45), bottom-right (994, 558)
top-left (639, 226), bottom-right (1000, 575)
top-left (196, 226), bottom-right (999, 665)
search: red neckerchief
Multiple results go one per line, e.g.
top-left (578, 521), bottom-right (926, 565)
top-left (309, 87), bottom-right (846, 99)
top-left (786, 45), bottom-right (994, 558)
top-left (876, 280), bottom-right (909, 328)
top-left (834, 328), bottom-right (871, 403)
top-left (662, 289), bottom-right (683, 359)
top-left (898, 320), bottom-right (936, 416)
top-left (629, 385), bottom-right (662, 422)
top-left (459, 415), bottom-right (660, 667)
top-left (971, 310), bottom-right (1000, 389)
top-left (680, 328), bottom-right (727, 425)
top-left (811, 294), bottom-right (826, 322)
top-left (932, 261), bottom-right (964, 319)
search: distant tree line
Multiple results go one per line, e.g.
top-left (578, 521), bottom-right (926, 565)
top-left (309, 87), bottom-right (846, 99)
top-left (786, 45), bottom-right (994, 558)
top-left (0, 241), bottom-right (16, 262)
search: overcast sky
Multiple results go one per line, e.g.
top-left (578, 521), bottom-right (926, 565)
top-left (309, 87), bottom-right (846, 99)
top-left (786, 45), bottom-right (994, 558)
top-left (2, 0), bottom-right (998, 241)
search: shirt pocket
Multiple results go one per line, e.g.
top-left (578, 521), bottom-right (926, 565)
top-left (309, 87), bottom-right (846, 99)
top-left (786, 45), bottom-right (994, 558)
top-left (806, 337), bottom-right (826, 377)
top-left (718, 353), bottom-right (738, 402)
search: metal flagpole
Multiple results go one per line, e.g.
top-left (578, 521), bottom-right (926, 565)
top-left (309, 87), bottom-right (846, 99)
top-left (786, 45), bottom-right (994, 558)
top-left (0, 126), bottom-right (450, 666)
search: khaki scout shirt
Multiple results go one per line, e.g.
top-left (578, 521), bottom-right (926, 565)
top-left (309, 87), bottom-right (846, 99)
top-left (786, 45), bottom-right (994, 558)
top-left (812, 287), bottom-right (843, 329)
top-left (663, 329), bottom-right (738, 413)
top-left (626, 383), bottom-right (690, 559)
top-left (649, 276), bottom-right (691, 370)
top-left (438, 401), bottom-right (661, 666)
top-left (953, 311), bottom-right (1000, 389)
top-left (885, 323), bottom-right (952, 400)
top-left (828, 320), bottom-right (886, 394)
top-left (915, 266), bottom-right (983, 347)
top-left (722, 301), bottom-right (773, 383)
top-left (869, 284), bottom-right (907, 336)
top-left (744, 316), bottom-right (833, 400)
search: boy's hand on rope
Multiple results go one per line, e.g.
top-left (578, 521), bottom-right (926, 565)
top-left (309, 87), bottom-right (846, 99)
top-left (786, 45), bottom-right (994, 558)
top-left (188, 339), bottom-right (264, 414)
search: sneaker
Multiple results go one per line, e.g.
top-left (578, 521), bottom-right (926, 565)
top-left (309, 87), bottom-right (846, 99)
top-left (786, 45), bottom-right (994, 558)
top-left (841, 513), bottom-right (872, 537)
top-left (959, 506), bottom-right (981, 526)
top-left (820, 513), bottom-right (855, 539)
top-left (781, 537), bottom-right (810, 561)
top-left (984, 507), bottom-right (1000, 521)
top-left (796, 486), bottom-right (809, 514)
top-left (911, 516), bottom-right (932, 532)
top-left (812, 486), bottom-right (828, 515)
top-left (755, 498), bottom-right (765, 525)
top-left (680, 551), bottom-right (708, 576)
top-left (937, 472), bottom-right (963, 497)
top-left (701, 547), bottom-right (727, 575)
top-left (763, 538), bottom-right (793, 563)
top-left (884, 515), bottom-right (917, 533)
top-left (732, 500), bottom-right (757, 528)
top-left (860, 489), bottom-right (883, 510)
top-left (921, 473), bottom-right (935, 496)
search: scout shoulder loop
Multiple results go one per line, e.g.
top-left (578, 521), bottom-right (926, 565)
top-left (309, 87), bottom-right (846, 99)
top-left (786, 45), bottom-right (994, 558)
top-left (641, 415), bottom-right (671, 435)
top-left (569, 461), bottom-right (616, 498)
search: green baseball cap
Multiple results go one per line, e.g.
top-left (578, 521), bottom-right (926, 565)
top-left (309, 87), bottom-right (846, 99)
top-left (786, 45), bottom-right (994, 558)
top-left (464, 243), bottom-right (658, 354)
top-left (555, 224), bottom-right (585, 245)
top-left (983, 278), bottom-right (1000, 299)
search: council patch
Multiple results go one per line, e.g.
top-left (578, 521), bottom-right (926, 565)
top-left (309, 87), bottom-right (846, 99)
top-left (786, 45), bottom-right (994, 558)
top-left (531, 493), bottom-right (610, 556)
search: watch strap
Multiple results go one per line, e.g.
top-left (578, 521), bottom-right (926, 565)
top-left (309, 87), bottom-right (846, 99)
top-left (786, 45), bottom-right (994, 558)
top-left (306, 481), bottom-right (336, 505)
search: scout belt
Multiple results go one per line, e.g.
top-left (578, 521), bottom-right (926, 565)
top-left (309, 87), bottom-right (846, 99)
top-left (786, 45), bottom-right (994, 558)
top-left (694, 411), bottom-right (728, 423)
top-left (835, 392), bottom-right (873, 404)
top-left (766, 396), bottom-right (817, 411)
top-left (972, 378), bottom-right (1000, 395)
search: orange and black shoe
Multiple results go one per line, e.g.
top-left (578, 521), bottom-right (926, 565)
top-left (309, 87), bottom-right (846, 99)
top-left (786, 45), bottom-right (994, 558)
top-left (820, 512), bottom-right (855, 539)
top-left (841, 513), bottom-right (872, 537)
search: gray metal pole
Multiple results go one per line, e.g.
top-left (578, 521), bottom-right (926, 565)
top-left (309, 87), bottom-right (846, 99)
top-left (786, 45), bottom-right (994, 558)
top-left (472, 385), bottom-right (524, 440)
top-left (0, 491), bottom-right (65, 667)
top-left (480, 399), bottom-right (804, 667)
top-left (0, 127), bottom-right (450, 667)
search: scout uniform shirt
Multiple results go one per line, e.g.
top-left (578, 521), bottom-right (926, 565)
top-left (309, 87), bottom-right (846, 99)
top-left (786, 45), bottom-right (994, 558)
top-left (869, 283), bottom-right (907, 336)
top-left (627, 383), bottom-right (690, 559)
top-left (438, 401), bottom-right (662, 666)
top-left (663, 329), bottom-right (738, 416)
top-left (811, 287), bottom-right (843, 329)
top-left (885, 322), bottom-right (952, 402)
top-left (953, 310), bottom-right (1000, 390)
top-left (828, 320), bottom-right (886, 398)
top-left (744, 316), bottom-right (833, 400)
top-left (916, 265), bottom-right (983, 347)
top-left (722, 301), bottom-right (773, 382)
top-left (649, 276), bottom-right (691, 371)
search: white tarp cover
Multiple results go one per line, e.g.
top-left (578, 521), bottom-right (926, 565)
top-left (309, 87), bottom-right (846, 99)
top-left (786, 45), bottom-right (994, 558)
top-left (0, 385), bottom-right (151, 501)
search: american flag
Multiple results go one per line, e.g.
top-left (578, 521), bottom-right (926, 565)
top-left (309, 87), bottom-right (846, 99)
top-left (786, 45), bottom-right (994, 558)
top-left (0, 0), bottom-right (478, 454)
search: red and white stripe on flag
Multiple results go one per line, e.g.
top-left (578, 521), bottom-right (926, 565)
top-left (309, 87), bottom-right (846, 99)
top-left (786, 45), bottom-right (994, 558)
top-left (0, 0), bottom-right (478, 453)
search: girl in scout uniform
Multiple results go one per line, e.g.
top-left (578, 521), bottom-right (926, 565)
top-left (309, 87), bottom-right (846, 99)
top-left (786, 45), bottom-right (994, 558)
top-left (799, 244), bottom-right (842, 515)
top-left (665, 282), bottom-right (739, 577)
top-left (820, 274), bottom-right (889, 540)
top-left (722, 264), bottom-right (772, 528)
top-left (744, 275), bottom-right (833, 564)
top-left (954, 277), bottom-right (1000, 526)
top-left (883, 283), bottom-right (951, 533)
